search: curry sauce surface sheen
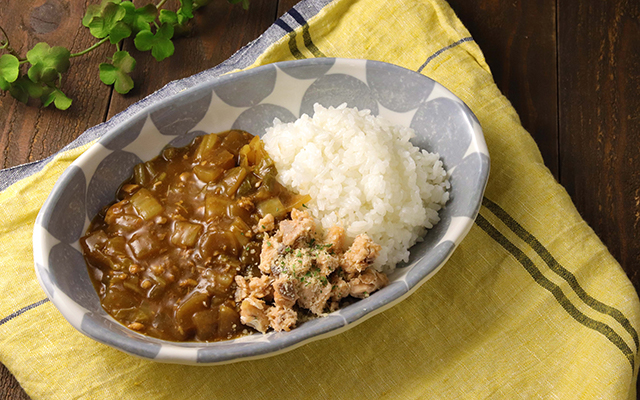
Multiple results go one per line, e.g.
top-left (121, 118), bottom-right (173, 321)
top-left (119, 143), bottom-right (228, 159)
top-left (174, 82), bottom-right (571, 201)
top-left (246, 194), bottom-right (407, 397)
top-left (80, 130), bottom-right (309, 342)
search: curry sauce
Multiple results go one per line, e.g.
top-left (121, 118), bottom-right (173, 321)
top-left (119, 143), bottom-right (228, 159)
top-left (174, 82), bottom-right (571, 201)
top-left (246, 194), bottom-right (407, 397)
top-left (80, 130), bottom-right (310, 342)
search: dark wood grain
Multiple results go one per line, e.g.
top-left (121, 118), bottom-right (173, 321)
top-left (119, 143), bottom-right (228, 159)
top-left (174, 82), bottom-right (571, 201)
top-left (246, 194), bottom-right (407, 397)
top-left (0, 0), bottom-right (114, 169)
top-left (106, 0), bottom-right (278, 119)
top-left (447, 0), bottom-right (559, 178)
top-left (558, 0), bottom-right (640, 284)
top-left (277, 0), bottom-right (300, 17)
top-left (0, 364), bottom-right (29, 400)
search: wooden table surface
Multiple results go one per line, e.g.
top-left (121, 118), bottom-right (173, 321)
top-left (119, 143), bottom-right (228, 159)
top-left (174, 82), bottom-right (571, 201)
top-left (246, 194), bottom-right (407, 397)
top-left (1, 0), bottom-right (638, 398)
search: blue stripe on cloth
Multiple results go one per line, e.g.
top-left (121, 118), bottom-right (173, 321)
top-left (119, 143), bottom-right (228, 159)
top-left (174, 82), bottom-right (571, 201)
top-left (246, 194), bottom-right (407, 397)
top-left (287, 8), bottom-right (308, 26)
top-left (274, 19), bottom-right (294, 33)
top-left (0, 298), bottom-right (50, 326)
top-left (417, 37), bottom-right (474, 73)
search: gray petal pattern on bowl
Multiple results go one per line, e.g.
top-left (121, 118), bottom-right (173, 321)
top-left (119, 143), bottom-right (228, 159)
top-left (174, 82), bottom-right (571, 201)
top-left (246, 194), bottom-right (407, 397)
top-left (461, 101), bottom-right (481, 126)
top-left (410, 97), bottom-right (473, 166)
top-left (300, 73), bottom-right (379, 117)
top-left (213, 64), bottom-right (277, 107)
top-left (196, 338), bottom-right (278, 363)
top-left (366, 60), bottom-right (435, 112)
top-left (447, 153), bottom-right (491, 218)
top-left (169, 130), bottom-right (208, 148)
top-left (86, 150), bottom-right (143, 220)
top-left (273, 313), bottom-right (345, 343)
top-left (404, 241), bottom-right (455, 289)
top-left (232, 104), bottom-right (297, 135)
top-left (279, 58), bottom-right (335, 79)
top-left (34, 58), bottom-right (489, 365)
top-left (100, 116), bottom-right (147, 151)
top-left (399, 217), bottom-right (452, 269)
top-left (81, 313), bottom-right (162, 359)
top-left (40, 166), bottom-right (86, 244)
top-left (150, 89), bottom-right (212, 136)
top-left (49, 243), bottom-right (102, 311)
top-left (337, 280), bottom-right (408, 322)
top-left (38, 264), bottom-right (57, 300)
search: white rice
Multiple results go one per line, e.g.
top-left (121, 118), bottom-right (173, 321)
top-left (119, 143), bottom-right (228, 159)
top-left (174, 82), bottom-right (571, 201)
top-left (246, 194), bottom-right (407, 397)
top-left (263, 104), bottom-right (449, 272)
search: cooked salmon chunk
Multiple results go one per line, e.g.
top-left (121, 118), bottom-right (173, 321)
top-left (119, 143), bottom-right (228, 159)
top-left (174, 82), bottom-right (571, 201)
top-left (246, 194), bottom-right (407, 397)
top-left (340, 234), bottom-right (382, 279)
top-left (324, 225), bottom-right (346, 253)
top-left (240, 296), bottom-right (269, 333)
top-left (273, 276), bottom-right (297, 308)
top-left (275, 208), bottom-right (318, 247)
top-left (349, 268), bottom-right (389, 298)
top-left (256, 214), bottom-right (275, 233)
top-left (236, 209), bottom-right (388, 333)
top-left (267, 305), bottom-right (297, 332)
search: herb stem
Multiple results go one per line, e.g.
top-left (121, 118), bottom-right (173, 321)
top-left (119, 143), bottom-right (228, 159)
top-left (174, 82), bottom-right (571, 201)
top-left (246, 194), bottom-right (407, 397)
top-left (0, 25), bottom-right (23, 60)
top-left (0, 25), bottom-right (9, 49)
top-left (156, 0), bottom-right (167, 9)
top-left (70, 37), bottom-right (109, 58)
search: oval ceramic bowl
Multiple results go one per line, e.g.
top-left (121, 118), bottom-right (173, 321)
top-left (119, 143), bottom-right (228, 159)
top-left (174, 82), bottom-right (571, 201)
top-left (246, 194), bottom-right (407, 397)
top-left (33, 58), bottom-right (489, 364)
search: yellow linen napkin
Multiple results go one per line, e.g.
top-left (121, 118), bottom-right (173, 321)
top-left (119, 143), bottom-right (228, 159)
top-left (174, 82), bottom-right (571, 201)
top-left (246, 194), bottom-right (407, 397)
top-left (1, 0), bottom-right (638, 398)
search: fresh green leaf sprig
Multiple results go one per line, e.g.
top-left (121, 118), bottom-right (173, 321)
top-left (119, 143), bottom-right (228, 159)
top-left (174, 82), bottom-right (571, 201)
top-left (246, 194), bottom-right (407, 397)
top-left (0, 0), bottom-right (249, 110)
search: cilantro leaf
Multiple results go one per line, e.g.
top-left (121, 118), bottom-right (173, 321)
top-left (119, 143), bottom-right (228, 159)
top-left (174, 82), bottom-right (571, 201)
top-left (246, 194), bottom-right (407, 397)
top-left (134, 23), bottom-right (175, 62)
top-left (41, 87), bottom-right (72, 110)
top-left (82, 4), bottom-right (102, 28)
top-left (109, 22), bottom-right (132, 44)
top-left (178, 0), bottom-right (194, 20)
top-left (99, 50), bottom-right (136, 94)
top-left (88, 2), bottom-right (128, 40)
top-left (0, 54), bottom-right (19, 91)
top-left (26, 42), bottom-right (71, 84)
top-left (9, 81), bottom-right (29, 103)
top-left (8, 75), bottom-right (44, 103)
top-left (121, 2), bottom-right (157, 33)
top-left (83, 0), bottom-right (123, 27)
top-left (158, 10), bottom-right (178, 25)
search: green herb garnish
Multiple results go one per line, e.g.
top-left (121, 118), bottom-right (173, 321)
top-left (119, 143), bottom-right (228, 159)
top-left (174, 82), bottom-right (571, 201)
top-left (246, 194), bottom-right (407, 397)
top-left (0, 0), bottom-right (251, 108)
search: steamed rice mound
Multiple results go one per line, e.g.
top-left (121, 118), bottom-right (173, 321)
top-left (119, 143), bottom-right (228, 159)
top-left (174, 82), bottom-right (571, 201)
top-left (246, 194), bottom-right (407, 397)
top-left (263, 104), bottom-right (449, 273)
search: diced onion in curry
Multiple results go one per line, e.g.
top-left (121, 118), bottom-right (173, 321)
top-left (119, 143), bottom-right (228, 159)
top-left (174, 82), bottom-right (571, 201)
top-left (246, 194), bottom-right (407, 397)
top-left (80, 130), bottom-right (309, 342)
